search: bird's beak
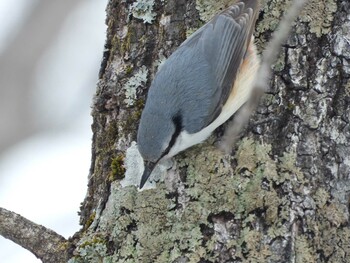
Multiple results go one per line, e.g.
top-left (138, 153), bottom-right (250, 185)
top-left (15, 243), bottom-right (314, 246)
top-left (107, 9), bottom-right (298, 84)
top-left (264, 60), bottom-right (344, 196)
top-left (139, 161), bottom-right (157, 189)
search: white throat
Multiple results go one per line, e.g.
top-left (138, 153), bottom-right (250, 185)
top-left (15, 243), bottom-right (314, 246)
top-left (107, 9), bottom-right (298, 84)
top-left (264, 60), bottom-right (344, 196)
top-left (166, 129), bottom-right (212, 158)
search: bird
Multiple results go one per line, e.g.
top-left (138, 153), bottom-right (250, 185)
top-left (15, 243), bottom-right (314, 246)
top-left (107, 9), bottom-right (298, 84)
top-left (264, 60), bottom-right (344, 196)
top-left (137, 0), bottom-right (260, 188)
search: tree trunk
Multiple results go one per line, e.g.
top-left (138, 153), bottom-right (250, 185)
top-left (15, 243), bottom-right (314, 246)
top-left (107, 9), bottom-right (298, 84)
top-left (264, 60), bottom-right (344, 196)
top-left (72, 0), bottom-right (350, 262)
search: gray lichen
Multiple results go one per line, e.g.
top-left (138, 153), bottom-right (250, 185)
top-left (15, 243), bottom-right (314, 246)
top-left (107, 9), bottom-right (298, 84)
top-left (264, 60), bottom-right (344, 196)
top-left (299, 0), bottom-right (337, 37)
top-left (73, 140), bottom-right (274, 261)
top-left (129, 0), bottom-right (156, 24)
top-left (123, 65), bottom-right (148, 106)
top-left (256, 0), bottom-right (337, 38)
top-left (72, 135), bottom-right (350, 262)
top-left (332, 13), bottom-right (350, 59)
top-left (78, 0), bottom-right (350, 262)
top-left (195, 0), bottom-right (234, 22)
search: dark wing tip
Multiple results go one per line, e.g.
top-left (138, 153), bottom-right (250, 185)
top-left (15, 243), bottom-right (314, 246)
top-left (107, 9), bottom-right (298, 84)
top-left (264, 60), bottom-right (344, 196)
top-left (199, 0), bottom-right (259, 127)
top-left (235, 0), bottom-right (259, 12)
top-left (214, 0), bottom-right (258, 24)
top-left (222, 0), bottom-right (259, 21)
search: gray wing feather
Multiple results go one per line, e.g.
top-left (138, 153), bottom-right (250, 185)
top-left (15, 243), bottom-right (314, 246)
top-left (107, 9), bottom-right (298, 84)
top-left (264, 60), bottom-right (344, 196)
top-left (182, 0), bottom-right (258, 126)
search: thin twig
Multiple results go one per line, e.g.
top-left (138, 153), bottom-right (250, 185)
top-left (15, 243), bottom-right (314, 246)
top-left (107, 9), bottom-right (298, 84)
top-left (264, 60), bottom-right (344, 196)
top-left (0, 207), bottom-right (69, 263)
top-left (255, 0), bottom-right (308, 93)
top-left (219, 0), bottom-right (308, 153)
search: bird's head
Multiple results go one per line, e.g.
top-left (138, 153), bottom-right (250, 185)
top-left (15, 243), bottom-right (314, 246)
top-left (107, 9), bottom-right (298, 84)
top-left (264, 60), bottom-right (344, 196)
top-left (137, 105), bottom-right (183, 188)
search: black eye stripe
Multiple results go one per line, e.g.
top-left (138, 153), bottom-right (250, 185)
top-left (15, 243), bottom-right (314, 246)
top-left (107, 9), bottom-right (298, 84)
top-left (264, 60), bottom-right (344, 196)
top-left (161, 114), bottom-right (183, 157)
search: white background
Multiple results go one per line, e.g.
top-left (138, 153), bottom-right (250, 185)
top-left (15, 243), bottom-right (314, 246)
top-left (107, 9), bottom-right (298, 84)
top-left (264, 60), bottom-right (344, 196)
top-left (0, 0), bottom-right (108, 262)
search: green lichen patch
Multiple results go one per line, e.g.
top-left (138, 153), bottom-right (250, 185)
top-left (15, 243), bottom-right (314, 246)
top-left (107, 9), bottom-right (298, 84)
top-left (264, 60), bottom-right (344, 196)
top-left (304, 191), bottom-right (350, 263)
top-left (323, 201), bottom-right (348, 227)
top-left (279, 150), bottom-right (300, 173)
top-left (195, 0), bottom-right (235, 22)
top-left (311, 221), bottom-right (350, 263)
top-left (73, 236), bottom-right (109, 262)
top-left (313, 187), bottom-right (330, 209)
top-left (122, 98), bottom-right (145, 134)
top-left (273, 48), bottom-right (286, 72)
top-left (125, 65), bottom-right (133, 75)
top-left (109, 154), bottom-right (126, 181)
top-left (254, 0), bottom-right (337, 66)
top-left (236, 172), bottom-right (265, 214)
top-left (111, 27), bottom-right (132, 58)
top-left (77, 137), bottom-right (290, 261)
top-left (241, 228), bottom-right (273, 261)
top-left (72, 137), bottom-right (349, 262)
top-left (103, 121), bottom-right (119, 151)
top-left (84, 212), bottom-right (96, 230)
top-left (236, 138), bottom-right (258, 172)
top-left (299, 0), bottom-right (337, 37)
top-left (256, 0), bottom-right (288, 35)
top-left (295, 235), bottom-right (317, 263)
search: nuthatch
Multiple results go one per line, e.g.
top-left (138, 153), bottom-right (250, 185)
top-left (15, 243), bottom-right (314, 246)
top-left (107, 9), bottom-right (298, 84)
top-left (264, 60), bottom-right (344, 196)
top-left (137, 0), bottom-right (260, 188)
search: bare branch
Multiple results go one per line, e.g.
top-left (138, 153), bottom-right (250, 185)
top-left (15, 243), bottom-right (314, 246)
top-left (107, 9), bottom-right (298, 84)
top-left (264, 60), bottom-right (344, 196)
top-left (218, 0), bottom-right (308, 153)
top-left (0, 207), bottom-right (69, 263)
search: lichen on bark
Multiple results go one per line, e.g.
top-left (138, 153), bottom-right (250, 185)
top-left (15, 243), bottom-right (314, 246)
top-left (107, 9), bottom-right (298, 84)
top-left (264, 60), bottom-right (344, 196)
top-left (73, 0), bottom-right (350, 262)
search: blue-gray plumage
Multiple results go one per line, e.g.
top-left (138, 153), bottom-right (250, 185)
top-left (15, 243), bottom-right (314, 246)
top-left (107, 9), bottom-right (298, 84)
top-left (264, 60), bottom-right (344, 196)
top-left (137, 0), bottom-right (260, 188)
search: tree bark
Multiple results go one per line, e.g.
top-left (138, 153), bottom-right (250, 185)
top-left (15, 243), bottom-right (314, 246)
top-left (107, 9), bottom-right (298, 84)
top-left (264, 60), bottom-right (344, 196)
top-left (4, 0), bottom-right (347, 262)
top-left (0, 208), bottom-right (68, 263)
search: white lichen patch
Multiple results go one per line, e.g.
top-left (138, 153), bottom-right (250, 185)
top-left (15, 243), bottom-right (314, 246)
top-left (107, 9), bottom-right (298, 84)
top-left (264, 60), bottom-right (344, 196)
top-left (123, 65), bottom-right (148, 106)
top-left (321, 117), bottom-right (348, 144)
top-left (343, 59), bottom-right (350, 75)
top-left (326, 162), bottom-right (338, 178)
top-left (288, 48), bottom-right (307, 87)
top-left (293, 96), bottom-right (328, 129)
top-left (129, 0), bottom-right (156, 24)
top-left (121, 141), bottom-right (173, 190)
top-left (314, 58), bottom-right (328, 93)
top-left (333, 15), bottom-right (350, 60)
top-left (120, 141), bottom-right (144, 188)
top-left (160, 14), bottom-right (171, 26)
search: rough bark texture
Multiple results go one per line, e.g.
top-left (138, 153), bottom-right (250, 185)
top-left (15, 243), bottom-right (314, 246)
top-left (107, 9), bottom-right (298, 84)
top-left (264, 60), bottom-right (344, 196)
top-left (71, 0), bottom-right (350, 262)
top-left (0, 208), bottom-right (69, 263)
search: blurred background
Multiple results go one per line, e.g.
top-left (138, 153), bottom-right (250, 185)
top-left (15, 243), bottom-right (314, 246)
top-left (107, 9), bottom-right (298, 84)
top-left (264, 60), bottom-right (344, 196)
top-left (0, 0), bottom-right (108, 262)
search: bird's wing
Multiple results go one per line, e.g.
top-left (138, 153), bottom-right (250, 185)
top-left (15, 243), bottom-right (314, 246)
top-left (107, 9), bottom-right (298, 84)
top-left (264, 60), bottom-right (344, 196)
top-left (183, 0), bottom-right (259, 127)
